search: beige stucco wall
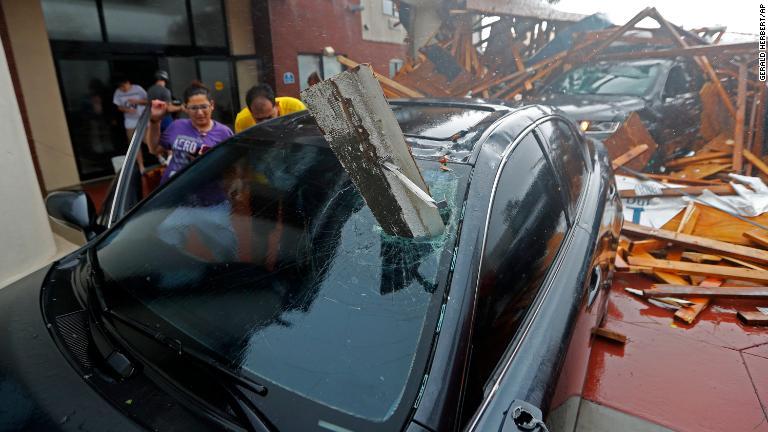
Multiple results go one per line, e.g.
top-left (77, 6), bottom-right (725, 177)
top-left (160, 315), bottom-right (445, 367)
top-left (0, 35), bottom-right (56, 286)
top-left (361, 0), bottom-right (407, 44)
top-left (2, 0), bottom-right (79, 191)
top-left (226, 0), bottom-right (259, 107)
top-left (226, 0), bottom-right (256, 56)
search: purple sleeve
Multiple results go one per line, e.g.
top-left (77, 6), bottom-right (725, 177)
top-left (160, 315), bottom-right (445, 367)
top-left (159, 122), bottom-right (177, 150)
top-left (211, 122), bottom-right (233, 144)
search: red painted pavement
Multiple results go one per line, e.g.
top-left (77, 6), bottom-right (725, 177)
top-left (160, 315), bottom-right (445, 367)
top-left (584, 273), bottom-right (768, 431)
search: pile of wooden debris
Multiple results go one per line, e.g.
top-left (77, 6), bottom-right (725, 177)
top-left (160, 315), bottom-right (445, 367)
top-left (616, 203), bottom-right (768, 326)
top-left (345, 2), bottom-right (766, 326)
top-left (343, 5), bottom-right (754, 103)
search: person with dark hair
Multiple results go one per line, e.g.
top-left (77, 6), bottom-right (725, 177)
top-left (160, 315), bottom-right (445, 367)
top-left (146, 70), bottom-right (181, 132)
top-left (233, 83), bottom-right (306, 133)
top-left (147, 81), bottom-right (233, 183)
top-left (307, 71), bottom-right (321, 87)
top-left (113, 77), bottom-right (147, 141)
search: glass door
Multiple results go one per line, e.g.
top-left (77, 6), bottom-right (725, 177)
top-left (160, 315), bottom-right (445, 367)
top-left (57, 59), bottom-right (116, 180)
top-left (198, 59), bottom-right (236, 127)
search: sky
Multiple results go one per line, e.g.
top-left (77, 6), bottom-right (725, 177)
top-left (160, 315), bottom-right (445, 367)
top-left (554, 0), bottom-right (760, 41)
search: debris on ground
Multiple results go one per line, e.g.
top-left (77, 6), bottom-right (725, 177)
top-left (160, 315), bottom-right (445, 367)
top-left (591, 327), bottom-right (628, 344)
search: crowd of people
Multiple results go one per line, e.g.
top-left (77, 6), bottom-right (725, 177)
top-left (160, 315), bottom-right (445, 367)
top-left (112, 69), bottom-right (322, 183)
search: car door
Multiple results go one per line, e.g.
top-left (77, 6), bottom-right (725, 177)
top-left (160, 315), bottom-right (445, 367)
top-left (656, 62), bottom-right (703, 158)
top-left (536, 119), bottom-right (621, 432)
top-left (466, 119), bottom-right (620, 432)
top-left (97, 108), bottom-right (152, 227)
top-left (464, 131), bottom-right (570, 431)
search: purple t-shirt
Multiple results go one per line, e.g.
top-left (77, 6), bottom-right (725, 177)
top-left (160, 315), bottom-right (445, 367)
top-left (159, 119), bottom-right (233, 183)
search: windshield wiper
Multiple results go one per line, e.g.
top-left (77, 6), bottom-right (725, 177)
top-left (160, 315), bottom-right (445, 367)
top-left (105, 309), bottom-right (267, 396)
top-left (404, 128), bottom-right (470, 142)
top-left (84, 249), bottom-right (272, 431)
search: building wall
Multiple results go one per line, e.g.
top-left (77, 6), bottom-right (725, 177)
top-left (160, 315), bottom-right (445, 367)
top-left (226, 0), bottom-right (262, 109)
top-left (360, 0), bottom-right (407, 44)
top-left (1, 0), bottom-right (79, 191)
top-left (227, 0), bottom-right (257, 55)
top-left (0, 35), bottom-right (56, 286)
top-left (266, 0), bottom-right (405, 98)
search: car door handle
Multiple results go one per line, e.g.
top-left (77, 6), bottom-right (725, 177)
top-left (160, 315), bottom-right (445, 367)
top-left (501, 399), bottom-right (550, 432)
top-left (587, 265), bottom-right (602, 308)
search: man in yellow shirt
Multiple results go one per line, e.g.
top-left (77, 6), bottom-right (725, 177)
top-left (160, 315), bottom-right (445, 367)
top-left (234, 84), bottom-right (306, 133)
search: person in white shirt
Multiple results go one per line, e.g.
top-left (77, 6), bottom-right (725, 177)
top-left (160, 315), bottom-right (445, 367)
top-left (113, 77), bottom-right (148, 141)
top-left (113, 77), bottom-right (148, 170)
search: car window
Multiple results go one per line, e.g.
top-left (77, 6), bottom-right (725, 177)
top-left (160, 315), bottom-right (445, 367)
top-left (685, 61), bottom-right (705, 90)
top-left (536, 119), bottom-right (588, 219)
top-left (664, 66), bottom-right (690, 97)
top-left (94, 138), bottom-right (469, 427)
top-left (547, 61), bottom-right (662, 97)
top-left (468, 133), bottom-right (568, 392)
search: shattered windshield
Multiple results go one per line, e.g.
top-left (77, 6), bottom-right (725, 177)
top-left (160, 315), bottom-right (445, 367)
top-left (94, 137), bottom-right (468, 422)
top-left (392, 104), bottom-right (494, 139)
top-left (547, 61), bottom-right (663, 97)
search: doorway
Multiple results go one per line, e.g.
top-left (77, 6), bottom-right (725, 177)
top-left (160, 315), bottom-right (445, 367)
top-left (111, 59), bottom-right (158, 90)
top-left (57, 57), bottom-right (159, 180)
top-left (56, 55), bottom-right (241, 180)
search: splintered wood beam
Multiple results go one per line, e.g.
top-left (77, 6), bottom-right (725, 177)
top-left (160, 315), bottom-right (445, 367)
top-left (664, 151), bottom-right (732, 169)
top-left (644, 284), bottom-right (768, 299)
top-left (733, 61), bottom-right (748, 172)
top-left (579, 7), bottom-right (654, 63)
top-left (752, 87), bottom-right (767, 163)
top-left (510, 43), bottom-right (525, 72)
top-left (626, 256), bottom-right (768, 283)
top-left (744, 229), bottom-right (768, 249)
top-left (681, 252), bottom-right (722, 263)
top-left (592, 327), bottom-right (628, 344)
top-left (301, 65), bottom-right (444, 238)
top-left (640, 173), bottom-right (723, 186)
top-left (634, 251), bottom-right (687, 285)
top-left (666, 203), bottom-right (699, 261)
top-left (676, 277), bottom-right (722, 324)
top-left (742, 149), bottom-right (768, 178)
top-left (619, 184), bottom-right (735, 198)
top-left (622, 222), bottom-right (768, 265)
top-left (611, 144), bottom-right (649, 170)
top-left (746, 92), bottom-right (760, 176)
top-left (629, 239), bottom-right (667, 254)
top-left (738, 311), bottom-right (768, 325)
top-left (669, 163), bottom-right (731, 180)
top-left (336, 56), bottom-right (425, 98)
top-left (651, 8), bottom-right (736, 118)
top-left (720, 255), bottom-right (768, 271)
top-left (603, 113), bottom-right (658, 171)
top-left (596, 42), bottom-right (754, 61)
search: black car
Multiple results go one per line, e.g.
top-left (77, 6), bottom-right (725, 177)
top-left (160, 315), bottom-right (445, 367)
top-left (533, 58), bottom-right (704, 168)
top-left (0, 100), bottom-right (622, 432)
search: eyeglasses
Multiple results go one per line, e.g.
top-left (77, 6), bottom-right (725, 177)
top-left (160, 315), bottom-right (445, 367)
top-left (186, 104), bottom-right (211, 112)
top-left (253, 114), bottom-right (276, 122)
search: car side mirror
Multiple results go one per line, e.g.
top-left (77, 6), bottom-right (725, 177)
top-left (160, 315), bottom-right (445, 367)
top-left (45, 191), bottom-right (103, 241)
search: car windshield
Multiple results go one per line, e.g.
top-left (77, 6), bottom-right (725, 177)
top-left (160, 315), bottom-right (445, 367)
top-left (93, 136), bottom-right (467, 423)
top-left (392, 104), bottom-right (494, 139)
top-left (547, 61), bottom-right (663, 97)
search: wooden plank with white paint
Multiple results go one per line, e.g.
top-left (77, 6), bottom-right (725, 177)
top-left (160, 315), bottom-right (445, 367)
top-left (301, 64), bottom-right (444, 238)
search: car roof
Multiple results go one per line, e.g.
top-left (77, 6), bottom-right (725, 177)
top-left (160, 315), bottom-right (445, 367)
top-left (595, 58), bottom-right (677, 67)
top-left (237, 99), bottom-right (558, 165)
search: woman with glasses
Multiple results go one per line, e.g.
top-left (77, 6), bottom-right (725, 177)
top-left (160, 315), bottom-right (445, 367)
top-left (147, 81), bottom-right (233, 184)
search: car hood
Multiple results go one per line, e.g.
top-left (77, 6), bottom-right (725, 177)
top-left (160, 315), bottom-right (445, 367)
top-left (531, 93), bottom-right (647, 122)
top-left (0, 265), bottom-right (142, 432)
